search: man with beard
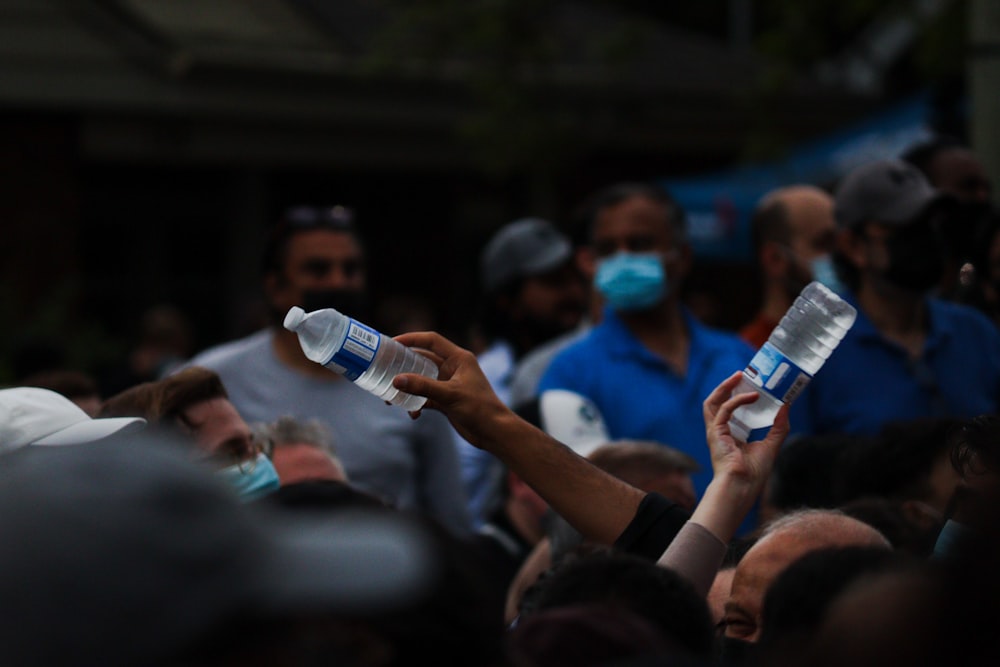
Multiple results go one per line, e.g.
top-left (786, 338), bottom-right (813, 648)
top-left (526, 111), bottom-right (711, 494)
top-left (741, 185), bottom-right (842, 349)
top-left (537, 182), bottom-right (754, 505)
top-left (460, 217), bottom-right (588, 525)
top-left (901, 136), bottom-right (994, 299)
top-left (789, 159), bottom-right (1000, 437)
top-left (184, 205), bottom-right (471, 536)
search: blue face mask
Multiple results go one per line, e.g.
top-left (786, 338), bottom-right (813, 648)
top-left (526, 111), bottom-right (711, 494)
top-left (810, 254), bottom-right (846, 295)
top-left (595, 252), bottom-right (667, 311)
top-left (216, 453), bottom-right (281, 502)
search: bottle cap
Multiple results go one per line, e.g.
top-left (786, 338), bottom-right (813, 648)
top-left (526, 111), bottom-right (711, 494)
top-left (283, 306), bottom-right (306, 331)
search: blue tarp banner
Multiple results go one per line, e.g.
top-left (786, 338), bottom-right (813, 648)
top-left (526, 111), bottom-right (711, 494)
top-left (663, 92), bottom-right (935, 261)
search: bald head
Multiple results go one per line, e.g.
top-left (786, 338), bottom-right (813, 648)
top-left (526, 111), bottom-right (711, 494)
top-left (758, 185), bottom-right (832, 215)
top-left (751, 185), bottom-right (837, 304)
top-left (753, 185), bottom-right (834, 249)
top-left (722, 510), bottom-right (889, 642)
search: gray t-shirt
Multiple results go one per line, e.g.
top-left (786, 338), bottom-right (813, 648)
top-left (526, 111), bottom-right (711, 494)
top-left (185, 329), bottom-right (471, 536)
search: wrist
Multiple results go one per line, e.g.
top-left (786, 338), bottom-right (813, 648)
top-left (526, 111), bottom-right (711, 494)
top-left (689, 474), bottom-right (761, 544)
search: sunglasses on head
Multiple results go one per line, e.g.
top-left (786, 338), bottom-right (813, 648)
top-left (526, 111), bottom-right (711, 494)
top-left (280, 205), bottom-right (356, 231)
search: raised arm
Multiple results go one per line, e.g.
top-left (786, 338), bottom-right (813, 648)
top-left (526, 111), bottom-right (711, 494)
top-left (657, 371), bottom-right (790, 596)
top-left (392, 331), bottom-right (645, 545)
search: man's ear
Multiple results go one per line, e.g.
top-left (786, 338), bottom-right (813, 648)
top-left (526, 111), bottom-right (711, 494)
top-left (760, 240), bottom-right (789, 279)
top-left (578, 247), bottom-right (598, 282)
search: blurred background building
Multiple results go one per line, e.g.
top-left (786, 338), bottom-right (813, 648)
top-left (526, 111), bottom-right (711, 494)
top-left (0, 0), bottom-right (986, 383)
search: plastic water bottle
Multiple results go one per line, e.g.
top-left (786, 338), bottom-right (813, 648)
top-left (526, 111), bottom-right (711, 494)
top-left (728, 282), bottom-right (857, 441)
top-left (283, 306), bottom-right (438, 411)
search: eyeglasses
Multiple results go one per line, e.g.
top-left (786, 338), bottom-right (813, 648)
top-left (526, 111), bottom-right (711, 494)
top-left (280, 205), bottom-right (356, 231)
top-left (200, 433), bottom-right (274, 471)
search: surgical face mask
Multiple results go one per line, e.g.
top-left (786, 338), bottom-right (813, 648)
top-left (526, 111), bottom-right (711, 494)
top-left (216, 453), bottom-right (280, 502)
top-left (595, 252), bottom-right (667, 311)
top-left (810, 254), bottom-right (847, 295)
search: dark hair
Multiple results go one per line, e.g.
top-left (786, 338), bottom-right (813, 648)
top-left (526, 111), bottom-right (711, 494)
top-left (838, 496), bottom-right (937, 556)
top-left (259, 205), bottom-right (362, 277)
top-left (573, 182), bottom-right (687, 245)
top-left (949, 414), bottom-right (1000, 477)
top-left (518, 548), bottom-right (714, 657)
top-left (836, 417), bottom-right (961, 504)
top-left (21, 369), bottom-right (100, 402)
top-left (758, 545), bottom-right (915, 658)
top-left (100, 366), bottom-right (229, 430)
top-left (750, 197), bottom-right (793, 255)
top-left (901, 135), bottom-right (968, 178)
top-left (767, 433), bottom-right (871, 512)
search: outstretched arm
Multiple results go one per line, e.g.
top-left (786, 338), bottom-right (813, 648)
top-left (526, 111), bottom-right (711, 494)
top-left (393, 331), bottom-right (645, 545)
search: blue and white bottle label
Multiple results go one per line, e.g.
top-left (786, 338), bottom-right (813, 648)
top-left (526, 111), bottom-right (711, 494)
top-left (323, 319), bottom-right (380, 381)
top-left (744, 342), bottom-right (812, 404)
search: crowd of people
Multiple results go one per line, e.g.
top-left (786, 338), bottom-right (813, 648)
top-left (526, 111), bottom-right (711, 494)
top-left (3, 135), bottom-right (1000, 665)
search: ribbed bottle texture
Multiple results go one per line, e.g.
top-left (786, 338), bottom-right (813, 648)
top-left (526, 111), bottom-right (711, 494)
top-left (283, 306), bottom-right (438, 411)
top-left (728, 282), bottom-right (857, 441)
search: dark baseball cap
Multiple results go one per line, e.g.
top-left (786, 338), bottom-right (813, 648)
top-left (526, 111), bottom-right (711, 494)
top-left (834, 158), bottom-right (954, 229)
top-left (480, 218), bottom-right (573, 293)
top-left (0, 435), bottom-right (439, 665)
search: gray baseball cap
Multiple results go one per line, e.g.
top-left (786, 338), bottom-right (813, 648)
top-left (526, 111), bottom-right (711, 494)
top-left (480, 218), bottom-right (573, 293)
top-left (834, 158), bottom-right (953, 229)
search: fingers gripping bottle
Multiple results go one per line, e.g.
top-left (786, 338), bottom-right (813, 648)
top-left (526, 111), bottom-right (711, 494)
top-left (728, 282), bottom-right (857, 441)
top-left (283, 306), bottom-right (438, 411)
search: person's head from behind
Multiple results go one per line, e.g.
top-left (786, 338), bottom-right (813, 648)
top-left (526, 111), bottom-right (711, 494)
top-left (798, 557), bottom-right (1000, 667)
top-left (0, 437), bottom-right (442, 666)
top-left (478, 218), bottom-right (587, 353)
top-left (832, 158), bottom-right (957, 297)
top-left (760, 432), bottom-right (870, 526)
top-left (902, 136), bottom-right (992, 205)
top-left (756, 545), bottom-right (916, 663)
top-left (838, 417), bottom-right (962, 533)
top-left (750, 185), bottom-right (840, 299)
top-left (946, 414), bottom-right (1000, 537)
top-left (519, 547), bottom-right (715, 660)
top-left (0, 386), bottom-right (145, 455)
top-left (19, 368), bottom-right (104, 417)
top-left (586, 439), bottom-right (700, 511)
top-left (576, 182), bottom-right (691, 315)
top-left (722, 508), bottom-right (890, 644)
top-left (261, 205), bottom-right (369, 325)
top-left (101, 367), bottom-right (278, 500)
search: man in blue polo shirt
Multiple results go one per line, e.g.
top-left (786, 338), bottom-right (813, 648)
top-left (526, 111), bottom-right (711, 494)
top-left (538, 182), bottom-right (754, 500)
top-left (791, 158), bottom-right (1000, 436)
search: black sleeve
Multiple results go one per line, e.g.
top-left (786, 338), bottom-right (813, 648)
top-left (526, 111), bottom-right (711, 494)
top-left (613, 492), bottom-right (691, 561)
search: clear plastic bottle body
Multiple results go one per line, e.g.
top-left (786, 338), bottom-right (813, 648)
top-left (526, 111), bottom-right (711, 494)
top-left (352, 333), bottom-right (439, 410)
top-left (728, 282), bottom-right (857, 440)
top-left (283, 306), bottom-right (438, 410)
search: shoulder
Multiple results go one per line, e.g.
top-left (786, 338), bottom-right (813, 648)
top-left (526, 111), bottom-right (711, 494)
top-left (930, 298), bottom-right (1000, 340)
top-left (691, 318), bottom-right (755, 355)
top-left (186, 330), bottom-right (273, 370)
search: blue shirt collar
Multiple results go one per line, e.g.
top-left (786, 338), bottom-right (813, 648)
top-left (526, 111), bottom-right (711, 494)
top-left (843, 291), bottom-right (955, 351)
top-left (600, 304), bottom-right (706, 372)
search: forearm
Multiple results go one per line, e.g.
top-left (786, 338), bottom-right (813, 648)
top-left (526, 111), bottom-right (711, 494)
top-left (685, 472), bottom-right (759, 545)
top-left (656, 521), bottom-right (727, 598)
top-left (476, 411), bottom-right (645, 545)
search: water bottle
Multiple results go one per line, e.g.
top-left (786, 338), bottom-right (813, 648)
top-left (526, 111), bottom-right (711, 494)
top-left (728, 282), bottom-right (857, 441)
top-left (283, 306), bottom-right (438, 411)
